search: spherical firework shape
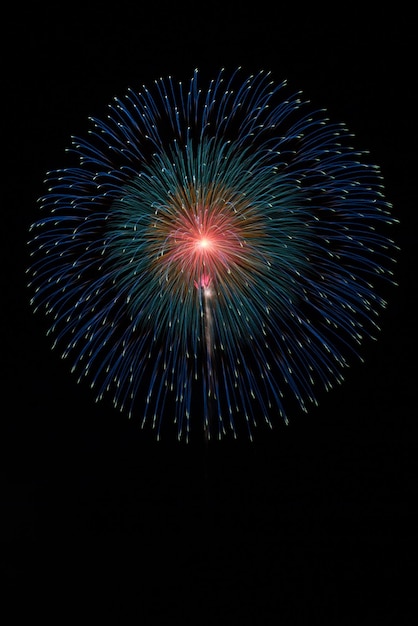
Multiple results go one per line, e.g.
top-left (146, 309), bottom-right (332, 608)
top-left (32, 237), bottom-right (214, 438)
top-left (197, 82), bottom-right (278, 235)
top-left (28, 68), bottom-right (398, 441)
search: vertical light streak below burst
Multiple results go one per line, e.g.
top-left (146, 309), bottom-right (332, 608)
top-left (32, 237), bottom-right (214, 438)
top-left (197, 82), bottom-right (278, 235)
top-left (201, 283), bottom-right (215, 441)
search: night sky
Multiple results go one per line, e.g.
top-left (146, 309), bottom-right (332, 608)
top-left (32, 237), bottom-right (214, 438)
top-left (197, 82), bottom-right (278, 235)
top-left (3, 6), bottom-right (416, 622)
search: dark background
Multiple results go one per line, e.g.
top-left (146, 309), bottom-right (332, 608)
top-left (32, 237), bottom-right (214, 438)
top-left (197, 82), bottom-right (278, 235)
top-left (3, 5), bottom-right (416, 622)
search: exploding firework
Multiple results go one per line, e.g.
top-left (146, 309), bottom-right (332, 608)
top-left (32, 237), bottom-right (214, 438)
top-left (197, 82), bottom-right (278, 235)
top-left (28, 68), bottom-right (398, 441)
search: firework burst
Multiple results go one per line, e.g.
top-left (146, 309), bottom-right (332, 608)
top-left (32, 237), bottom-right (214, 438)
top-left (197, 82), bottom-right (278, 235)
top-left (28, 68), bottom-right (398, 441)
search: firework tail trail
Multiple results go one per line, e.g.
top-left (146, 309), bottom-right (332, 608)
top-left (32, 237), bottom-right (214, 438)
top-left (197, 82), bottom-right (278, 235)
top-left (196, 269), bottom-right (216, 493)
top-left (202, 283), bottom-right (214, 444)
top-left (194, 261), bottom-right (216, 444)
top-left (201, 288), bottom-right (216, 518)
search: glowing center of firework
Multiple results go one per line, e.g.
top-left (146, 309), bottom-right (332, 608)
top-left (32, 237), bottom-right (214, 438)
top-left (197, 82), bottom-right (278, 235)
top-left (151, 185), bottom-right (265, 297)
top-left (191, 232), bottom-right (218, 290)
top-left (197, 237), bottom-right (211, 249)
top-left (155, 202), bottom-right (243, 291)
top-left (193, 232), bottom-right (217, 260)
top-left (193, 235), bottom-right (216, 290)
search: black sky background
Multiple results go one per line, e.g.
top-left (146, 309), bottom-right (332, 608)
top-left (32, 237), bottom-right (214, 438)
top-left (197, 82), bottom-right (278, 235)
top-left (3, 5), bottom-right (416, 622)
